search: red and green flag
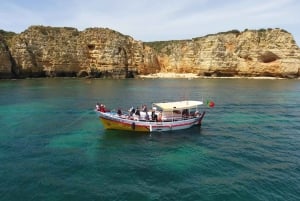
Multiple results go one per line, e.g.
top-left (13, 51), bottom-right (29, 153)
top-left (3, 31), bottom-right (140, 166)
top-left (206, 100), bottom-right (215, 108)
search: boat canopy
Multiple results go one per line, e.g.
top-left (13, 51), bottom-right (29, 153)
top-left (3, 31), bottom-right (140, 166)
top-left (153, 100), bottom-right (203, 111)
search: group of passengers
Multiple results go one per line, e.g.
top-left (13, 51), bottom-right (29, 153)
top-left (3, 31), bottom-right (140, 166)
top-left (128, 105), bottom-right (143, 120)
top-left (96, 103), bottom-right (163, 121)
top-left (127, 104), bottom-right (161, 121)
top-left (96, 103), bottom-right (107, 112)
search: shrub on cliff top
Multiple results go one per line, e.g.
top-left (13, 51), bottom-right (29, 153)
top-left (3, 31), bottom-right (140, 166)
top-left (0, 29), bottom-right (16, 40)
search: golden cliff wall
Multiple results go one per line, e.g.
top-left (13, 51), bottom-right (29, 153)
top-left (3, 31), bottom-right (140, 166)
top-left (1, 26), bottom-right (159, 78)
top-left (0, 26), bottom-right (299, 78)
top-left (0, 31), bottom-right (16, 78)
top-left (0, 36), bottom-right (12, 78)
top-left (147, 29), bottom-right (300, 78)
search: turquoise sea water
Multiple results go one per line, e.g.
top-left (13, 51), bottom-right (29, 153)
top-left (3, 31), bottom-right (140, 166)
top-left (0, 78), bottom-right (299, 201)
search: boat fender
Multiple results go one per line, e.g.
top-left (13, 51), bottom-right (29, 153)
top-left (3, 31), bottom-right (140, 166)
top-left (131, 122), bottom-right (135, 130)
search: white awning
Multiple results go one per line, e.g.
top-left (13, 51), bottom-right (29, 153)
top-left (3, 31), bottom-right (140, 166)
top-left (153, 100), bottom-right (203, 111)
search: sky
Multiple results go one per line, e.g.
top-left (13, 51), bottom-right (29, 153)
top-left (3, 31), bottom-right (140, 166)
top-left (1, 0), bottom-right (299, 45)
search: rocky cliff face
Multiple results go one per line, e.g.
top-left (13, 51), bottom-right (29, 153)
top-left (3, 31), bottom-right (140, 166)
top-left (146, 29), bottom-right (300, 78)
top-left (0, 26), bottom-right (299, 79)
top-left (0, 31), bottom-right (16, 78)
top-left (2, 26), bottom-right (159, 78)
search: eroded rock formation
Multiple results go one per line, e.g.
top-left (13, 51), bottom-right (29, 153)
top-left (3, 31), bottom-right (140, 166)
top-left (0, 26), bottom-right (299, 78)
top-left (0, 31), bottom-right (15, 78)
top-left (1, 26), bottom-right (159, 78)
top-left (146, 29), bottom-right (300, 78)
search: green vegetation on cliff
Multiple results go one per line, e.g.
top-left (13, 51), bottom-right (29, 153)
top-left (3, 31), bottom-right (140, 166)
top-left (0, 29), bottom-right (16, 40)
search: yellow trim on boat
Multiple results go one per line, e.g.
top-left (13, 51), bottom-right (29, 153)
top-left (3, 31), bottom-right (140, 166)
top-left (100, 117), bottom-right (149, 132)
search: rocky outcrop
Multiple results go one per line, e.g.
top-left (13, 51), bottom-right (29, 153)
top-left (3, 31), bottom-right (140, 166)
top-left (0, 26), bottom-right (299, 79)
top-left (3, 26), bottom-right (159, 78)
top-left (146, 29), bottom-right (300, 78)
top-left (0, 31), bottom-right (16, 78)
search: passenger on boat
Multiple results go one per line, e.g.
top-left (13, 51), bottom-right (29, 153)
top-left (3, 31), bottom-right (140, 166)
top-left (135, 107), bottom-right (140, 116)
top-left (157, 111), bottom-right (162, 122)
top-left (129, 107), bottom-right (135, 116)
top-left (142, 105), bottom-right (148, 112)
top-left (96, 103), bottom-right (100, 111)
top-left (145, 112), bottom-right (150, 120)
top-left (182, 109), bottom-right (189, 118)
top-left (151, 109), bottom-right (157, 121)
top-left (132, 107), bottom-right (140, 120)
top-left (99, 104), bottom-right (106, 112)
top-left (117, 108), bottom-right (122, 116)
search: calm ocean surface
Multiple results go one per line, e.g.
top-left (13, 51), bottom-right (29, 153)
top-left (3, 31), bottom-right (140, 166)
top-left (0, 78), bottom-right (299, 201)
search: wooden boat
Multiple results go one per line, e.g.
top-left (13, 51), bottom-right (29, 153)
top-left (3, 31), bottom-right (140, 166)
top-left (95, 100), bottom-right (206, 132)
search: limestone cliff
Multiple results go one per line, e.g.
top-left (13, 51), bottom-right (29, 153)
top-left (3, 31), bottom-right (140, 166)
top-left (3, 26), bottom-right (159, 78)
top-left (146, 29), bottom-right (300, 78)
top-left (0, 26), bottom-right (299, 79)
top-left (0, 30), bottom-right (16, 78)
